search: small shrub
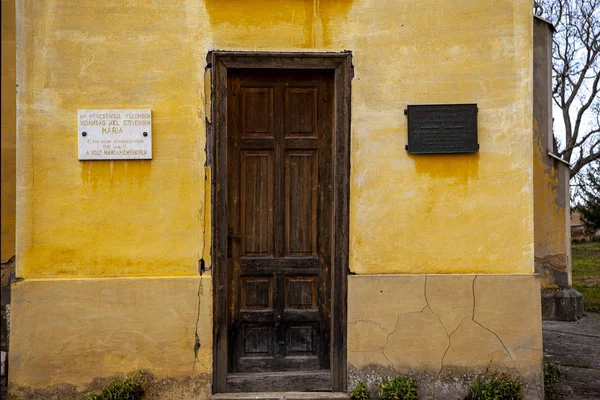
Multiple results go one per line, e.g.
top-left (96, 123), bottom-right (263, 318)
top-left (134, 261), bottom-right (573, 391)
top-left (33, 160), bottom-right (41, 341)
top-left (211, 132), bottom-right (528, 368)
top-left (543, 361), bottom-right (561, 391)
top-left (379, 375), bottom-right (418, 400)
top-left (349, 381), bottom-right (370, 400)
top-left (84, 371), bottom-right (146, 400)
top-left (468, 375), bottom-right (523, 400)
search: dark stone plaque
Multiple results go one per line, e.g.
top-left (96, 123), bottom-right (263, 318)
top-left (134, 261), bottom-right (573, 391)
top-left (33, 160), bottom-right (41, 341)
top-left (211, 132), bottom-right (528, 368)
top-left (405, 104), bottom-right (478, 154)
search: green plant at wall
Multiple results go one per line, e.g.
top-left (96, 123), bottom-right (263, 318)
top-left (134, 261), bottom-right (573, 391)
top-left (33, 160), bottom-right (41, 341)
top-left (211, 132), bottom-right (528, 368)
top-left (467, 375), bottom-right (523, 400)
top-left (378, 376), bottom-right (418, 400)
top-left (349, 381), bottom-right (370, 400)
top-left (543, 361), bottom-right (561, 392)
top-left (83, 370), bottom-right (146, 400)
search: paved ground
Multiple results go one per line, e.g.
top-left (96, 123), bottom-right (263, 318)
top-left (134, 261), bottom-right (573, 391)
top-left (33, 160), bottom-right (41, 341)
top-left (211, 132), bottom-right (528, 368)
top-left (543, 312), bottom-right (600, 400)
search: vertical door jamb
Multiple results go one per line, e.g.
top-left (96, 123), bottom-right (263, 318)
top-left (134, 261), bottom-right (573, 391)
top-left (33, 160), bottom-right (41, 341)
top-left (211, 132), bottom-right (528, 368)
top-left (209, 51), bottom-right (352, 394)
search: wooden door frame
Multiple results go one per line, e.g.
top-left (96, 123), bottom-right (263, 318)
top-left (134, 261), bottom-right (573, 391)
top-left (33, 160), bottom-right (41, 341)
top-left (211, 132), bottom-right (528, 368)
top-left (208, 51), bottom-right (352, 394)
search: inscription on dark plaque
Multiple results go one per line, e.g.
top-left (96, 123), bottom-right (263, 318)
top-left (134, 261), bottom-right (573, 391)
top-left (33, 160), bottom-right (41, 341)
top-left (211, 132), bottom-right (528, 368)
top-left (405, 104), bottom-right (478, 154)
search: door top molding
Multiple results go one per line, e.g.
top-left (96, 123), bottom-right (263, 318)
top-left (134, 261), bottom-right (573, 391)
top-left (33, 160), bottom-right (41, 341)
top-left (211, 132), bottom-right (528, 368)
top-left (208, 51), bottom-right (353, 74)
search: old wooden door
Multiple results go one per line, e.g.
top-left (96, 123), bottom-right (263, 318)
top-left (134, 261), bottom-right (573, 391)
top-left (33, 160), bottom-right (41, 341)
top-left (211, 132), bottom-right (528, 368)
top-left (226, 69), bottom-right (334, 391)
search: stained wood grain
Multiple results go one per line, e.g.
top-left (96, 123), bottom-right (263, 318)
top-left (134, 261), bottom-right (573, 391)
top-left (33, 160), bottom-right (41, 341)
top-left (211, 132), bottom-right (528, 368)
top-left (211, 52), bottom-right (352, 394)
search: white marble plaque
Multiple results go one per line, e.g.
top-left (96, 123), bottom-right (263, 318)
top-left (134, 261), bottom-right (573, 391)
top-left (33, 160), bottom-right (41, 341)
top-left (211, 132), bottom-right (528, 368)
top-left (78, 109), bottom-right (152, 160)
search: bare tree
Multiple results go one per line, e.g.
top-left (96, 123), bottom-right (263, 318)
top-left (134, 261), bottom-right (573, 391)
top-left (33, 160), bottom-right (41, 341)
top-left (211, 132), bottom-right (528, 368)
top-left (538, 0), bottom-right (600, 178)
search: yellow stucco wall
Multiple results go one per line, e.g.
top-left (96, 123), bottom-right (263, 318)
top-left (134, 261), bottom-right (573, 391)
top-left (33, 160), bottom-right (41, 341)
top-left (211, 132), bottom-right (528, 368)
top-left (207, 0), bottom-right (534, 275)
top-left (11, 0), bottom-right (539, 397)
top-left (1, 0), bottom-right (16, 261)
top-left (9, 277), bottom-right (213, 398)
top-left (348, 274), bottom-right (543, 398)
top-left (16, 0), bottom-right (208, 278)
top-left (533, 135), bottom-right (571, 288)
top-left (533, 141), bottom-right (568, 259)
top-left (532, 17), bottom-right (571, 289)
top-left (16, 0), bottom-right (534, 279)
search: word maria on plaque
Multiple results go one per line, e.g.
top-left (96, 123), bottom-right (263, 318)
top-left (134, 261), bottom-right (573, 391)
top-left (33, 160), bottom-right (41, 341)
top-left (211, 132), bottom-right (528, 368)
top-left (78, 109), bottom-right (152, 160)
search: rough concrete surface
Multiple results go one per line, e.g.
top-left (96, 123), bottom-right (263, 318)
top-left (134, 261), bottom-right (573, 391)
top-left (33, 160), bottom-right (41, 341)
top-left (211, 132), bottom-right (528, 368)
top-left (348, 274), bottom-right (544, 399)
top-left (8, 277), bottom-right (212, 395)
top-left (543, 312), bottom-right (600, 400)
top-left (541, 288), bottom-right (584, 321)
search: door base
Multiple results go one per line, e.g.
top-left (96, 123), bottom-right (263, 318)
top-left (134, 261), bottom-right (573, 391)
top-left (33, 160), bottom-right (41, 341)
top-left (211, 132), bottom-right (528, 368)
top-left (227, 371), bottom-right (331, 392)
top-left (212, 392), bottom-right (349, 400)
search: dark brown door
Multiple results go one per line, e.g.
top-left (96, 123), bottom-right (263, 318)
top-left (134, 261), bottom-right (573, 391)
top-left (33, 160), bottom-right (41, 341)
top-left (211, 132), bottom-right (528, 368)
top-left (226, 69), bottom-right (334, 391)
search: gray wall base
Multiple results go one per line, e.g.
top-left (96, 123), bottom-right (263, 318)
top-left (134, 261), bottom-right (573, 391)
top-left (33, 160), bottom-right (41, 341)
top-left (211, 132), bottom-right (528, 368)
top-left (541, 289), bottom-right (584, 321)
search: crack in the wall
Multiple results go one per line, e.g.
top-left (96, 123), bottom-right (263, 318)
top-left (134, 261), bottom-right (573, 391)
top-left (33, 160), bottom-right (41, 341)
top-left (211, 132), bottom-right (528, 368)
top-left (379, 305), bottom-right (430, 365)
top-left (471, 275), bottom-right (516, 369)
top-left (380, 278), bottom-right (430, 369)
top-left (381, 315), bottom-right (400, 368)
top-left (471, 276), bottom-right (477, 320)
top-left (423, 276), bottom-right (451, 374)
top-left (351, 319), bottom-right (389, 333)
top-left (484, 353), bottom-right (496, 374)
top-left (192, 165), bottom-right (211, 374)
top-left (471, 319), bottom-right (515, 368)
top-left (192, 269), bottom-right (205, 374)
top-left (351, 275), bottom-right (522, 388)
top-left (350, 305), bottom-right (430, 369)
top-left (439, 316), bottom-right (470, 371)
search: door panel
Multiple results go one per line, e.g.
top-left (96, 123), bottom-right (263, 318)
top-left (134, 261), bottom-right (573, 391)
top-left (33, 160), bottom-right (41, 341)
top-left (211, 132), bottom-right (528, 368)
top-left (285, 151), bottom-right (318, 256)
top-left (227, 69), bottom-right (334, 389)
top-left (241, 151), bottom-right (274, 257)
top-left (241, 88), bottom-right (273, 137)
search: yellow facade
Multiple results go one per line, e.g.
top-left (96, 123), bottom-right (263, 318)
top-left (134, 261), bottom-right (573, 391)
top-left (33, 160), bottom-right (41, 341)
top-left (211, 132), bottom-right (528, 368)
top-left (15, 0), bottom-right (533, 279)
top-left (1, 0), bottom-right (16, 262)
top-left (348, 275), bottom-right (543, 398)
top-left (532, 17), bottom-right (572, 290)
top-left (10, 277), bottom-right (213, 397)
top-left (9, 0), bottom-right (541, 398)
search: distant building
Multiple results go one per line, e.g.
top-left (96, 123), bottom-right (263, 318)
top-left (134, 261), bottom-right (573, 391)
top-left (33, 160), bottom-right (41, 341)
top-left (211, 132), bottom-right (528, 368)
top-left (571, 210), bottom-right (600, 241)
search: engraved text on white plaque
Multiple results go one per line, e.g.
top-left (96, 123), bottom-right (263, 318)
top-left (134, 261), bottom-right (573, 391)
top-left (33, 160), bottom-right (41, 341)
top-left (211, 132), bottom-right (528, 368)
top-left (78, 109), bottom-right (152, 160)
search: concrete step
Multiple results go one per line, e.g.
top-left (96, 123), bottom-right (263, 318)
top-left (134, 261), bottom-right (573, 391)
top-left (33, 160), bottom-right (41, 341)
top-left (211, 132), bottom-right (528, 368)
top-left (212, 392), bottom-right (349, 400)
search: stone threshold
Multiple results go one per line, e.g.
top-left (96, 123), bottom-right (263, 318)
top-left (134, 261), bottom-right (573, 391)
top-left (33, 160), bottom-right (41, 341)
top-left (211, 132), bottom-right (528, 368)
top-left (212, 393), bottom-right (349, 400)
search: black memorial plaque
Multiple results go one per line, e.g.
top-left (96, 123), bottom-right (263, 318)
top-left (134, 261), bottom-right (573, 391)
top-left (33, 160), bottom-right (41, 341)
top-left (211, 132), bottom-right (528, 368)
top-left (405, 104), bottom-right (478, 154)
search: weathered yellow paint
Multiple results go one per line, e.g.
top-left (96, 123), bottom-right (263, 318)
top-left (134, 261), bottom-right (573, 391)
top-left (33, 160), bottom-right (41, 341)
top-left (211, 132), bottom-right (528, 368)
top-left (344, 1), bottom-right (533, 275)
top-left (203, 167), bottom-right (212, 268)
top-left (533, 135), bottom-right (567, 257)
top-left (16, 0), bottom-right (533, 279)
top-left (1, 0), bottom-right (16, 261)
top-left (532, 17), bottom-right (571, 290)
top-left (12, 0), bottom-right (539, 396)
top-left (16, 0), bottom-right (208, 278)
top-left (533, 129), bottom-right (571, 289)
top-left (348, 274), bottom-right (544, 398)
top-left (9, 277), bottom-right (212, 397)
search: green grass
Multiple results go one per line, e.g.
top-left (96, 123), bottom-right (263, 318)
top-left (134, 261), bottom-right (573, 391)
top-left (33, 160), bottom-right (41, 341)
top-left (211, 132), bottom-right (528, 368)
top-left (83, 371), bottom-right (146, 400)
top-left (468, 375), bottom-right (523, 400)
top-left (572, 241), bottom-right (600, 313)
